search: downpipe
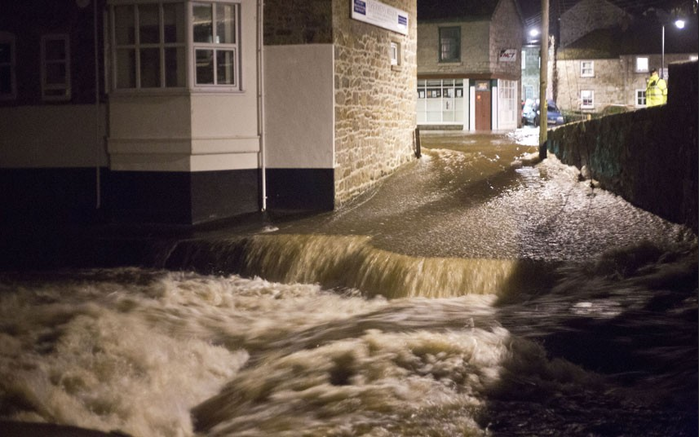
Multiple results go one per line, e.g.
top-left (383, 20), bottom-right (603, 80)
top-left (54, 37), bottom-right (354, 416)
top-left (257, 0), bottom-right (267, 211)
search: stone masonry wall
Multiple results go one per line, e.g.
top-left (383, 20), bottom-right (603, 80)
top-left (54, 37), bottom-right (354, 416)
top-left (263, 0), bottom-right (333, 45)
top-left (417, 20), bottom-right (490, 76)
top-left (559, 0), bottom-right (629, 47)
top-left (488, 0), bottom-right (523, 79)
top-left (546, 61), bottom-right (697, 232)
top-left (556, 54), bottom-right (694, 112)
top-left (332, 0), bottom-right (417, 204)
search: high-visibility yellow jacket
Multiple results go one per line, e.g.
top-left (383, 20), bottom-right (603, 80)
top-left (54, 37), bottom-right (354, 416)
top-left (646, 73), bottom-right (667, 106)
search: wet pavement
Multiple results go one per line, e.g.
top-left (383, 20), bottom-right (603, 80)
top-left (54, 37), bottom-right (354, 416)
top-left (253, 129), bottom-right (691, 262)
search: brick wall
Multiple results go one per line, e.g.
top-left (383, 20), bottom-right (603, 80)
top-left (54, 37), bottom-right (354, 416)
top-left (332, 0), bottom-right (417, 204)
top-left (546, 61), bottom-right (697, 232)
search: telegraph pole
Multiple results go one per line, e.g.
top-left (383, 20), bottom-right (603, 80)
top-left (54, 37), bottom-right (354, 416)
top-left (539, 0), bottom-right (549, 158)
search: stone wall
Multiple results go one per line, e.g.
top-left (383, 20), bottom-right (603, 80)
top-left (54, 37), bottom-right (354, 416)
top-left (263, 0), bottom-right (333, 45)
top-left (559, 0), bottom-right (629, 47)
top-left (332, 0), bottom-right (417, 204)
top-left (546, 61), bottom-right (697, 232)
top-left (488, 0), bottom-right (523, 79)
top-left (556, 54), bottom-right (695, 112)
top-left (417, 20), bottom-right (490, 75)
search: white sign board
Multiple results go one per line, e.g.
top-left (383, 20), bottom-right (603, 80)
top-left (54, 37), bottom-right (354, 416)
top-left (351, 0), bottom-right (409, 36)
top-left (499, 49), bottom-right (518, 62)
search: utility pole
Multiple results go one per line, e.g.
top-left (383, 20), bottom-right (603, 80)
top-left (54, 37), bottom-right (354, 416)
top-left (539, 0), bottom-right (549, 158)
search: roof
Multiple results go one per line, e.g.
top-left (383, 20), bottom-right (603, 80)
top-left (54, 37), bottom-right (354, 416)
top-left (521, 0), bottom-right (696, 29)
top-left (418, 0), bottom-right (501, 21)
top-left (558, 17), bottom-right (699, 59)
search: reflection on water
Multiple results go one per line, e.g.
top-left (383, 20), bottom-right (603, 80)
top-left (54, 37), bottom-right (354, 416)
top-left (0, 131), bottom-right (696, 436)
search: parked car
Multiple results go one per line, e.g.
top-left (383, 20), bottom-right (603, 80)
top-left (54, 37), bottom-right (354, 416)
top-left (522, 99), bottom-right (565, 127)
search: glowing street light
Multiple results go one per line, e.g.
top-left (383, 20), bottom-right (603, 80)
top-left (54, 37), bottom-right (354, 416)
top-left (529, 28), bottom-right (540, 37)
top-left (661, 19), bottom-right (687, 79)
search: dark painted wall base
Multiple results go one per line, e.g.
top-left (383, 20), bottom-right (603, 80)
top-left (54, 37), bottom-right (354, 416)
top-left (266, 168), bottom-right (335, 211)
top-left (0, 167), bottom-right (105, 226)
top-left (107, 169), bottom-right (261, 225)
top-left (0, 167), bottom-right (335, 231)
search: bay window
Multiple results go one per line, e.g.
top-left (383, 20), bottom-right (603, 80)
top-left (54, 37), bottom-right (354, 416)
top-left (193, 2), bottom-right (239, 86)
top-left (109, 0), bottom-right (240, 91)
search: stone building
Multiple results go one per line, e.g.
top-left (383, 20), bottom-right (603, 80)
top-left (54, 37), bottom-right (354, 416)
top-left (416, 0), bottom-right (524, 131)
top-left (0, 0), bottom-right (417, 226)
top-left (555, 17), bottom-right (698, 113)
top-left (558, 0), bottom-right (630, 48)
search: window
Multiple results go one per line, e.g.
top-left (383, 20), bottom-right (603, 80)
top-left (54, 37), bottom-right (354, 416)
top-left (111, 1), bottom-right (186, 89)
top-left (439, 27), bottom-right (460, 62)
top-left (390, 41), bottom-right (400, 66)
top-left (580, 60), bottom-right (594, 77)
top-left (636, 89), bottom-right (646, 106)
top-left (581, 90), bottom-right (594, 108)
top-left (41, 35), bottom-right (71, 101)
top-left (636, 57), bottom-right (649, 73)
top-left (193, 2), bottom-right (240, 88)
top-left (0, 32), bottom-right (15, 100)
top-left (416, 79), bottom-right (465, 124)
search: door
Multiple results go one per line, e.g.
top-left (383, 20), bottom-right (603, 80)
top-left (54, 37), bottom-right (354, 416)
top-left (475, 90), bottom-right (491, 131)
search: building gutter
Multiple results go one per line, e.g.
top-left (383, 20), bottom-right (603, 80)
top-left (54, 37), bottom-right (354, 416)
top-left (257, 0), bottom-right (267, 211)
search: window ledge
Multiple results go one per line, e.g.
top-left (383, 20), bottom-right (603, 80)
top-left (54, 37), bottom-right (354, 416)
top-left (439, 61), bottom-right (462, 66)
top-left (109, 88), bottom-right (246, 97)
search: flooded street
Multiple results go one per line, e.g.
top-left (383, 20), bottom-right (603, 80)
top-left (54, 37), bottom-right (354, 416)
top-left (0, 130), bottom-right (696, 436)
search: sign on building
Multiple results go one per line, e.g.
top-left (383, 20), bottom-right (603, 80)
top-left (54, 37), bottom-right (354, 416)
top-left (351, 0), bottom-right (409, 35)
top-left (499, 49), bottom-right (518, 62)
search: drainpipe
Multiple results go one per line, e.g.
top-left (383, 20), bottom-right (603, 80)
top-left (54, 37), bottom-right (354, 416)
top-left (93, 0), bottom-right (102, 209)
top-left (257, 0), bottom-right (267, 211)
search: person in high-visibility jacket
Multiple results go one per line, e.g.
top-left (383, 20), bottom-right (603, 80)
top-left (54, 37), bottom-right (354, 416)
top-left (646, 69), bottom-right (667, 106)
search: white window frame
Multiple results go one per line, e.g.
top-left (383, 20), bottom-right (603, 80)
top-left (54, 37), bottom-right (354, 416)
top-left (109, 0), bottom-right (188, 91)
top-left (0, 32), bottom-right (16, 100)
top-left (191, 1), bottom-right (241, 91)
top-left (389, 41), bottom-right (400, 66)
top-left (581, 90), bottom-right (594, 109)
top-left (580, 60), bottom-right (594, 77)
top-left (635, 57), bottom-right (649, 73)
top-left (636, 89), bottom-right (646, 107)
top-left (41, 34), bottom-right (71, 101)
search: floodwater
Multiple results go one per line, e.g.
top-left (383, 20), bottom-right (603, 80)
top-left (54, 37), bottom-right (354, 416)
top-left (0, 130), bottom-right (696, 436)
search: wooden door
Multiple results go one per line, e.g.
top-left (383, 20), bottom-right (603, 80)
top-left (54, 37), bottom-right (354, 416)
top-left (475, 90), bottom-right (491, 131)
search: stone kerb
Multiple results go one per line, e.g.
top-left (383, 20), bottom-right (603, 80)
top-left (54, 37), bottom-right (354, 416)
top-left (546, 61), bottom-right (697, 232)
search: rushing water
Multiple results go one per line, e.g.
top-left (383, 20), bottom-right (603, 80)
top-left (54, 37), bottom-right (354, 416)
top-left (0, 130), bottom-right (696, 436)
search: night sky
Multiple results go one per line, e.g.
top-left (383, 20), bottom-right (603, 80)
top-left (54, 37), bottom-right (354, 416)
top-left (419, 0), bottom-right (698, 22)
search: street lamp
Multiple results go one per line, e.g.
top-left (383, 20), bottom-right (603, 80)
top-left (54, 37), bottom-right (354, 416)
top-left (661, 19), bottom-right (686, 79)
top-left (649, 8), bottom-right (689, 79)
